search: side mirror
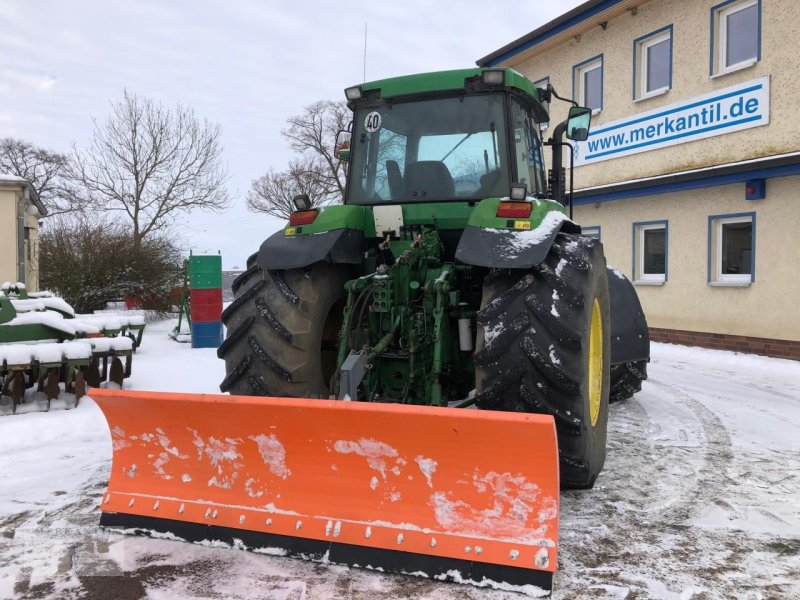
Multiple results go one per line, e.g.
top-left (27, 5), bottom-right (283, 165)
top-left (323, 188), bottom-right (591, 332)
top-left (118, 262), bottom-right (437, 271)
top-left (566, 106), bottom-right (591, 141)
top-left (334, 130), bottom-right (352, 160)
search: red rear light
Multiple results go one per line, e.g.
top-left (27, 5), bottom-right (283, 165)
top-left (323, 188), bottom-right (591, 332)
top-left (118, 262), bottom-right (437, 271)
top-left (289, 209), bottom-right (318, 226)
top-left (496, 202), bottom-right (532, 219)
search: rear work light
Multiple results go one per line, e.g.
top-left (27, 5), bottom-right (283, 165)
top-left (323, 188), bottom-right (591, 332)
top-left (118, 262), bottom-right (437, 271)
top-left (496, 202), bottom-right (532, 219)
top-left (289, 209), bottom-right (318, 226)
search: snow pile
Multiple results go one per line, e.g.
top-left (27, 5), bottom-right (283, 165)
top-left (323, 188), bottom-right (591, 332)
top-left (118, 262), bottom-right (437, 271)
top-left (4, 311), bottom-right (76, 336)
top-left (86, 337), bottom-right (134, 352)
top-left (11, 297), bottom-right (75, 316)
top-left (0, 339), bottom-right (108, 365)
top-left (76, 313), bottom-right (146, 327)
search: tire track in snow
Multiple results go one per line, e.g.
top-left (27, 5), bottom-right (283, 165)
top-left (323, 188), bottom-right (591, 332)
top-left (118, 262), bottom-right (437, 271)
top-left (647, 379), bottom-right (734, 524)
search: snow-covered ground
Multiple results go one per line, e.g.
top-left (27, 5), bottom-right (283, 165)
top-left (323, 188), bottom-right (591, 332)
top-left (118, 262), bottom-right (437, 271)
top-left (1, 318), bottom-right (798, 599)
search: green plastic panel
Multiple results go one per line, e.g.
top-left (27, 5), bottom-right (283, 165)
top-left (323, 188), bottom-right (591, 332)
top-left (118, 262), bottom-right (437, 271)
top-left (190, 255), bottom-right (222, 290)
top-left (357, 67), bottom-right (546, 109)
top-left (283, 205), bottom-right (376, 237)
top-left (466, 198), bottom-right (567, 230)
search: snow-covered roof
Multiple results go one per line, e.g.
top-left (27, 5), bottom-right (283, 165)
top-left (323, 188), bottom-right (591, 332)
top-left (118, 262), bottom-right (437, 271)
top-left (0, 173), bottom-right (28, 183)
top-left (0, 174), bottom-right (47, 217)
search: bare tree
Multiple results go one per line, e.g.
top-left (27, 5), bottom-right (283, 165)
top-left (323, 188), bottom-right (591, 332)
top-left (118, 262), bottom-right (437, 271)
top-left (71, 90), bottom-right (231, 246)
top-left (248, 100), bottom-right (349, 217)
top-left (0, 138), bottom-right (80, 216)
top-left (246, 157), bottom-right (337, 219)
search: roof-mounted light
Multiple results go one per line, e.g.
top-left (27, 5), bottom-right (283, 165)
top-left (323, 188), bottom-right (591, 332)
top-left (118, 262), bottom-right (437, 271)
top-left (509, 183), bottom-right (528, 201)
top-left (482, 69), bottom-right (505, 86)
top-left (344, 86), bottom-right (363, 101)
top-left (293, 194), bottom-right (311, 211)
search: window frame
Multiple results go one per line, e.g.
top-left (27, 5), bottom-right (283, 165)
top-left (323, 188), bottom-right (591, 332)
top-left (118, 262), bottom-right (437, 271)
top-left (633, 25), bottom-right (673, 100)
top-left (582, 225), bottom-right (601, 241)
top-left (572, 54), bottom-right (603, 114)
top-left (707, 212), bottom-right (756, 285)
top-left (533, 76), bottom-right (550, 130)
top-left (510, 98), bottom-right (547, 196)
top-left (710, 0), bottom-right (761, 77)
top-left (632, 220), bottom-right (668, 284)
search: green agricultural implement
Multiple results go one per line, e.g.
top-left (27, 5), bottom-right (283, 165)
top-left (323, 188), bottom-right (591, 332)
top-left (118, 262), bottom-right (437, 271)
top-left (0, 285), bottom-right (141, 414)
top-left (95, 67), bottom-right (649, 596)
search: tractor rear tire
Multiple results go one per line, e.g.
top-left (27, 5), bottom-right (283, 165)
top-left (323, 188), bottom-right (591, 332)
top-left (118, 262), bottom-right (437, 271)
top-left (474, 233), bottom-right (611, 490)
top-left (609, 360), bottom-right (648, 403)
top-left (218, 262), bottom-right (349, 398)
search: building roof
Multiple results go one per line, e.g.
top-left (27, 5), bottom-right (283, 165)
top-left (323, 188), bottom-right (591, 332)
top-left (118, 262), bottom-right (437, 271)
top-left (0, 173), bottom-right (48, 217)
top-left (0, 173), bottom-right (28, 183)
top-left (477, 0), bottom-right (643, 67)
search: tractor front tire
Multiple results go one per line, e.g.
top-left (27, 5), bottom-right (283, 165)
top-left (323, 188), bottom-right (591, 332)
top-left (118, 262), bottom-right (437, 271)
top-left (475, 233), bottom-right (611, 490)
top-left (218, 262), bottom-right (349, 398)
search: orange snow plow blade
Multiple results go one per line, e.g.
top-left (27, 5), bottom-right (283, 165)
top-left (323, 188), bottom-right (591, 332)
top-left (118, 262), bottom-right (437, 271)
top-left (92, 388), bottom-right (560, 595)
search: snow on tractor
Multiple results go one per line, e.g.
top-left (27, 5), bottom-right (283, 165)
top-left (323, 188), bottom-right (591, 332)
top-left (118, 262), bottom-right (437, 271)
top-left (93, 67), bottom-right (649, 596)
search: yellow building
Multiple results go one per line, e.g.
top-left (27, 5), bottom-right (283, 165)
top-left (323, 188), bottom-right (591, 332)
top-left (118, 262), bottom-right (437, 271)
top-left (479, 0), bottom-right (800, 359)
top-left (0, 175), bottom-right (46, 292)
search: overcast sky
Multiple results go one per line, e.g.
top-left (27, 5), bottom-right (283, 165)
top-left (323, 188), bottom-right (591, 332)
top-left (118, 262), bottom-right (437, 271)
top-left (1, 0), bottom-right (583, 268)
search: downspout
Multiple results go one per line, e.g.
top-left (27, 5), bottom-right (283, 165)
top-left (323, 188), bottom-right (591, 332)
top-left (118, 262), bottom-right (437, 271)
top-left (17, 186), bottom-right (28, 285)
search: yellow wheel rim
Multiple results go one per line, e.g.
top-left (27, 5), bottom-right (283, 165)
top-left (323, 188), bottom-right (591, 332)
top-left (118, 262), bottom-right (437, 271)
top-left (588, 297), bottom-right (603, 427)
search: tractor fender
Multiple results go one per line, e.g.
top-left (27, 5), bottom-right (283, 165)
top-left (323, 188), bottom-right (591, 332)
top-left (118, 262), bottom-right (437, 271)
top-left (607, 267), bottom-right (650, 365)
top-left (257, 228), bottom-right (364, 271)
top-left (455, 219), bottom-right (581, 269)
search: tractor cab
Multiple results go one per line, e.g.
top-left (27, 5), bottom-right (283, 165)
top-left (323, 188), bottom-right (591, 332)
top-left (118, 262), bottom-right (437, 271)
top-left (340, 68), bottom-right (550, 206)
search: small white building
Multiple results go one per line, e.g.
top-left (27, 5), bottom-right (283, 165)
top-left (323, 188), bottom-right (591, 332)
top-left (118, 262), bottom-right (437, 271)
top-left (0, 175), bottom-right (47, 292)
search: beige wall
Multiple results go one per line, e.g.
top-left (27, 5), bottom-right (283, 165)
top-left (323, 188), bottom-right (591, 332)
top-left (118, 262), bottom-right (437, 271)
top-left (0, 185), bottom-right (40, 292)
top-left (573, 175), bottom-right (800, 341)
top-left (504, 0), bottom-right (798, 187)
top-left (0, 187), bottom-right (19, 285)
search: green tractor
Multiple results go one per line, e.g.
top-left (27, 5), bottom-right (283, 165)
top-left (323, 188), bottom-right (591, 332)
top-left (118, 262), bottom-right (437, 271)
top-left (219, 67), bottom-right (649, 490)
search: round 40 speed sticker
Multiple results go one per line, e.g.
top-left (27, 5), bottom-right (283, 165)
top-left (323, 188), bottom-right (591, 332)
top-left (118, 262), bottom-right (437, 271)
top-left (364, 111), bottom-right (382, 133)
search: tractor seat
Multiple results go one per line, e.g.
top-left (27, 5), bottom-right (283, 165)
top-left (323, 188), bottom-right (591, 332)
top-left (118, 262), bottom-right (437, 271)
top-left (404, 161), bottom-right (455, 199)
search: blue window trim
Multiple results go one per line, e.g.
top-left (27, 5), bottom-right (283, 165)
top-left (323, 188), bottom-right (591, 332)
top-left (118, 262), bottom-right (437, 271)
top-left (632, 24), bottom-right (673, 100)
top-left (707, 211), bottom-right (756, 283)
top-left (709, 0), bottom-right (762, 76)
top-left (572, 54), bottom-right (604, 111)
top-left (582, 225), bottom-right (601, 240)
top-left (532, 75), bottom-right (550, 88)
top-left (632, 219), bottom-right (669, 282)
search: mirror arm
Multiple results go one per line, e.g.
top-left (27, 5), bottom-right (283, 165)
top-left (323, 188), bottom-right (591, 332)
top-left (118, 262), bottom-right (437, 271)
top-left (547, 83), bottom-right (578, 108)
top-left (547, 121), bottom-right (568, 205)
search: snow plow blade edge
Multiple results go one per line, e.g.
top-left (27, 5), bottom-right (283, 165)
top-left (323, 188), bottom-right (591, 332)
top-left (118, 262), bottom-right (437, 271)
top-left (92, 388), bottom-right (559, 595)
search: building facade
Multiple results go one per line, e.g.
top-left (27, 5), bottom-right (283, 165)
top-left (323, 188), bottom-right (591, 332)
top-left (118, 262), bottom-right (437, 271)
top-left (479, 0), bottom-right (800, 359)
top-left (0, 175), bottom-right (46, 292)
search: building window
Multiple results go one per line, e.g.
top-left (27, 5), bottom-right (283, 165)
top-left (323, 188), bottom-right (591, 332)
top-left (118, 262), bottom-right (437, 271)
top-left (633, 26), bottom-right (672, 99)
top-left (633, 221), bottom-right (667, 283)
top-left (582, 225), bottom-right (601, 240)
top-left (708, 213), bottom-right (755, 284)
top-left (573, 55), bottom-right (603, 113)
top-left (533, 76), bottom-right (550, 129)
top-left (711, 0), bottom-right (760, 75)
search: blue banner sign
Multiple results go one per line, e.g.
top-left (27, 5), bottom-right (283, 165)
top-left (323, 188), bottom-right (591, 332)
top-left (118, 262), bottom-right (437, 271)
top-left (575, 76), bottom-right (770, 166)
